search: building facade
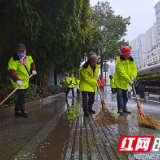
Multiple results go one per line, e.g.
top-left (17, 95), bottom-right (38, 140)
top-left (143, 1), bottom-right (160, 67)
top-left (130, 49), bottom-right (142, 69)
top-left (130, 34), bottom-right (148, 61)
top-left (129, 22), bottom-right (157, 66)
top-left (129, 0), bottom-right (159, 67)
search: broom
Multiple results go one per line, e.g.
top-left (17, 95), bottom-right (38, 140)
top-left (0, 74), bottom-right (34, 106)
top-left (94, 85), bottom-right (124, 125)
top-left (132, 84), bottom-right (160, 128)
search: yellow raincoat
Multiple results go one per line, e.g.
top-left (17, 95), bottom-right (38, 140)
top-left (114, 55), bottom-right (137, 90)
top-left (80, 61), bottom-right (100, 92)
top-left (66, 76), bottom-right (76, 88)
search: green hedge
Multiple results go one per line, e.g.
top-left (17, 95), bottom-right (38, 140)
top-left (1, 83), bottom-right (61, 104)
top-left (49, 85), bottom-right (61, 94)
top-left (1, 83), bottom-right (38, 104)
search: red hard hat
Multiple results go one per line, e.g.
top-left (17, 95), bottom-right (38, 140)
top-left (121, 46), bottom-right (131, 55)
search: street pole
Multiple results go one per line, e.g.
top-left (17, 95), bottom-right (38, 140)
top-left (105, 60), bottom-right (106, 84)
top-left (101, 60), bottom-right (103, 76)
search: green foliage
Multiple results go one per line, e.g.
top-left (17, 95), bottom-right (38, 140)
top-left (9, 94), bottom-right (18, 104)
top-left (0, 84), bottom-right (17, 104)
top-left (49, 85), bottom-right (61, 94)
top-left (0, 83), bottom-right (38, 104)
top-left (26, 83), bottom-right (38, 101)
top-left (0, 0), bottom-right (93, 88)
top-left (90, 1), bottom-right (130, 60)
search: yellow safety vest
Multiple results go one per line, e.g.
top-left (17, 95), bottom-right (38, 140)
top-left (8, 55), bottom-right (34, 89)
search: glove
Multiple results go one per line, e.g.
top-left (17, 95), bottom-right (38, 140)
top-left (131, 77), bottom-right (135, 81)
top-left (16, 80), bottom-right (23, 87)
top-left (32, 70), bottom-right (37, 75)
top-left (129, 81), bottom-right (134, 86)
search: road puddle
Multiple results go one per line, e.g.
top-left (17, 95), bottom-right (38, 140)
top-left (34, 115), bottom-right (70, 160)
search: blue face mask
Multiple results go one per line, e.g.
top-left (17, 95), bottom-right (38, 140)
top-left (17, 53), bottom-right (26, 58)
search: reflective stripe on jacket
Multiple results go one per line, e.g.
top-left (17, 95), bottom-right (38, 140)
top-left (66, 76), bottom-right (76, 88)
top-left (8, 55), bottom-right (34, 89)
top-left (114, 55), bottom-right (137, 90)
top-left (80, 60), bottom-right (100, 92)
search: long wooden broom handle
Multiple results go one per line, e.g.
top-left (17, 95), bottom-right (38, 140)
top-left (97, 84), bottom-right (104, 101)
top-left (132, 84), bottom-right (139, 102)
top-left (0, 74), bottom-right (34, 106)
top-left (97, 84), bottom-right (107, 111)
top-left (132, 84), bottom-right (145, 116)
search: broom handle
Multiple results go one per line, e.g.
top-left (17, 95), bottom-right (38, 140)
top-left (132, 84), bottom-right (139, 102)
top-left (0, 74), bottom-right (34, 106)
top-left (97, 85), bottom-right (104, 101)
top-left (132, 84), bottom-right (145, 115)
top-left (97, 84), bottom-right (107, 111)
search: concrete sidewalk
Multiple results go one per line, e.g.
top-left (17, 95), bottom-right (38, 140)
top-left (1, 90), bottom-right (160, 160)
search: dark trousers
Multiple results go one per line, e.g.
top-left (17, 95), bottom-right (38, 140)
top-left (15, 89), bottom-right (27, 112)
top-left (77, 88), bottom-right (80, 94)
top-left (82, 92), bottom-right (95, 113)
top-left (99, 86), bottom-right (104, 92)
top-left (66, 88), bottom-right (74, 97)
top-left (111, 88), bottom-right (116, 94)
top-left (116, 88), bottom-right (128, 110)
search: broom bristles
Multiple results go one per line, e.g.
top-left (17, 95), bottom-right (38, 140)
top-left (137, 102), bottom-right (160, 128)
top-left (94, 103), bottom-right (124, 125)
top-left (138, 114), bottom-right (160, 128)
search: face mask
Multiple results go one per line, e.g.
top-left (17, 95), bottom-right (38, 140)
top-left (17, 53), bottom-right (26, 58)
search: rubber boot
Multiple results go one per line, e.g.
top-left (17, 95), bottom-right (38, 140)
top-left (14, 105), bottom-right (23, 116)
top-left (21, 105), bottom-right (28, 118)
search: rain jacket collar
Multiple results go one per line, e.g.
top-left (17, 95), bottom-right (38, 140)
top-left (120, 55), bottom-right (134, 61)
top-left (82, 59), bottom-right (99, 68)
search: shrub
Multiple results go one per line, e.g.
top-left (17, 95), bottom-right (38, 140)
top-left (26, 83), bottom-right (38, 102)
top-left (49, 85), bottom-right (61, 94)
top-left (0, 83), bottom-right (38, 104)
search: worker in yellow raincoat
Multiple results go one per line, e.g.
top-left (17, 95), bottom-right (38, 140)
top-left (114, 46), bottom-right (137, 114)
top-left (66, 72), bottom-right (76, 98)
top-left (79, 52), bottom-right (100, 116)
top-left (8, 43), bottom-right (37, 118)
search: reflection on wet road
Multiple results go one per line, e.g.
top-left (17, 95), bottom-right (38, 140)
top-left (0, 88), bottom-right (160, 160)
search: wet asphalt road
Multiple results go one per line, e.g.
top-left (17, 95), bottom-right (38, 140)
top-left (0, 87), bottom-right (160, 160)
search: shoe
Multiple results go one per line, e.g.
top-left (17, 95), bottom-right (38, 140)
top-left (123, 109), bottom-right (131, 113)
top-left (84, 111), bottom-right (89, 117)
top-left (89, 110), bottom-right (96, 114)
top-left (21, 105), bottom-right (28, 118)
top-left (117, 109), bottom-right (123, 114)
top-left (22, 113), bottom-right (28, 118)
top-left (15, 106), bottom-right (23, 117)
top-left (14, 111), bottom-right (23, 116)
